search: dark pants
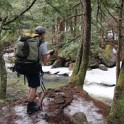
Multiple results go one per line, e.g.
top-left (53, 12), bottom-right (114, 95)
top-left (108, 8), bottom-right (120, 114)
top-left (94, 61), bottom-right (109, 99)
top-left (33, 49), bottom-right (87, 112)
top-left (26, 72), bottom-right (40, 88)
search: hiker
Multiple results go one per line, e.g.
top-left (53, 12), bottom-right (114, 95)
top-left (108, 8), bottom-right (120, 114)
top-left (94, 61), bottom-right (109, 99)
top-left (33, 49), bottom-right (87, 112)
top-left (14, 26), bottom-right (54, 114)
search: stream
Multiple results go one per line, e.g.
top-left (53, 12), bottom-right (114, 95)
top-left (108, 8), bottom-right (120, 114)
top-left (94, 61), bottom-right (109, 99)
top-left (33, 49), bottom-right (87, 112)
top-left (7, 71), bottom-right (113, 105)
top-left (4, 52), bottom-right (113, 104)
top-left (0, 53), bottom-right (114, 124)
top-left (7, 72), bottom-right (69, 100)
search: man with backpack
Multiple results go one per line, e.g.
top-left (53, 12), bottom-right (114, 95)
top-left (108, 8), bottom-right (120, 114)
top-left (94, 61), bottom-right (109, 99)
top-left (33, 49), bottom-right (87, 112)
top-left (14, 26), bottom-right (54, 114)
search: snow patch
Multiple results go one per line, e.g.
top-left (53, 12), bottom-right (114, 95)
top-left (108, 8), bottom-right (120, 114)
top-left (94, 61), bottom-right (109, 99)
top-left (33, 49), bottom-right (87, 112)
top-left (42, 66), bottom-right (72, 76)
top-left (14, 105), bottom-right (48, 124)
top-left (64, 98), bottom-right (106, 124)
top-left (43, 65), bottom-right (116, 85)
top-left (43, 98), bottom-right (55, 106)
top-left (85, 67), bottom-right (116, 85)
top-left (84, 85), bottom-right (115, 99)
top-left (42, 66), bottom-right (116, 99)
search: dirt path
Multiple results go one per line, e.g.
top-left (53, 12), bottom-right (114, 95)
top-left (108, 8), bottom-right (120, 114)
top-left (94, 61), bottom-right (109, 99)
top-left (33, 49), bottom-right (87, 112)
top-left (0, 85), bottom-right (110, 124)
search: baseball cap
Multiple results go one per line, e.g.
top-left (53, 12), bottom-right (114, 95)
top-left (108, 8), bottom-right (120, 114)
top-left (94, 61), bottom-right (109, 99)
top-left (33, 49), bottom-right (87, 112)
top-left (35, 26), bottom-right (46, 34)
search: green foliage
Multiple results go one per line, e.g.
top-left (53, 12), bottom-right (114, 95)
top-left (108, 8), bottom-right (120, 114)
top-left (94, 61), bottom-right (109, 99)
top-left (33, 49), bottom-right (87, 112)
top-left (59, 39), bottom-right (80, 61)
top-left (0, 0), bottom-right (13, 15)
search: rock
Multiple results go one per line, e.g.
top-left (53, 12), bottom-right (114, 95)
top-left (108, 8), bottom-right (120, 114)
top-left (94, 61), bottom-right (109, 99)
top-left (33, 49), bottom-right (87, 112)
top-left (64, 62), bottom-right (70, 67)
top-left (47, 60), bottom-right (55, 66)
top-left (101, 59), bottom-right (116, 68)
top-left (99, 64), bottom-right (108, 71)
top-left (100, 45), bottom-right (116, 68)
top-left (71, 112), bottom-right (88, 124)
top-left (52, 58), bottom-right (65, 68)
top-left (89, 63), bottom-right (99, 69)
top-left (89, 57), bottom-right (100, 69)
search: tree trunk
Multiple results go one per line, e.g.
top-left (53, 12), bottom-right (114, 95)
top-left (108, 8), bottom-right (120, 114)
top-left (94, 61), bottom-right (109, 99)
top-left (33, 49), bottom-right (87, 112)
top-left (70, 0), bottom-right (91, 87)
top-left (109, 0), bottom-right (124, 123)
top-left (116, 0), bottom-right (124, 83)
top-left (52, 24), bottom-right (56, 43)
top-left (74, 8), bottom-right (78, 37)
top-left (109, 61), bottom-right (124, 124)
top-left (59, 19), bottom-right (65, 42)
top-left (0, 29), bottom-right (7, 99)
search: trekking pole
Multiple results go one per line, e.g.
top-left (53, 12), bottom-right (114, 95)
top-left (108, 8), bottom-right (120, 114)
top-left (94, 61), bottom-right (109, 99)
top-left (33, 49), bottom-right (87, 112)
top-left (40, 72), bottom-right (46, 92)
top-left (39, 72), bottom-right (47, 110)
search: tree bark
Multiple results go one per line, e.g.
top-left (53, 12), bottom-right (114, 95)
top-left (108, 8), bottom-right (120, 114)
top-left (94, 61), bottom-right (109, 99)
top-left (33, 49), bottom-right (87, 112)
top-left (116, 0), bottom-right (124, 83)
top-left (74, 8), bottom-right (78, 37)
top-left (70, 0), bottom-right (91, 86)
top-left (0, 28), bottom-right (7, 99)
top-left (109, 0), bottom-right (124, 123)
top-left (109, 61), bottom-right (124, 124)
top-left (59, 19), bottom-right (65, 42)
top-left (52, 24), bottom-right (56, 43)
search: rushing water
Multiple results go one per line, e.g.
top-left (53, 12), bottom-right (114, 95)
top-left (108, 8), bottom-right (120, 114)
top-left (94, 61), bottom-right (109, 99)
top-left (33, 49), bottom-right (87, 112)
top-left (7, 72), bottom-right (112, 105)
top-left (7, 72), bottom-right (69, 100)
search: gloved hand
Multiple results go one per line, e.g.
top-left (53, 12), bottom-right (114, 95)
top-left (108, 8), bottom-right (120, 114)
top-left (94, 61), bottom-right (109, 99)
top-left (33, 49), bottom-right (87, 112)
top-left (48, 49), bottom-right (55, 56)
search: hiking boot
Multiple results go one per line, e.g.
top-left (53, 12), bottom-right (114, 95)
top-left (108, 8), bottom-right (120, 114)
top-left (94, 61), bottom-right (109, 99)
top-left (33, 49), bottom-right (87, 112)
top-left (27, 102), bottom-right (41, 114)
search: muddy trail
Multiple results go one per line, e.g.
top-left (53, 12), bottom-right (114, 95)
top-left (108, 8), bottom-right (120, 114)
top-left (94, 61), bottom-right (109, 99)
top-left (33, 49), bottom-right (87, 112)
top-left (0, 85), bottom-right (110, 124)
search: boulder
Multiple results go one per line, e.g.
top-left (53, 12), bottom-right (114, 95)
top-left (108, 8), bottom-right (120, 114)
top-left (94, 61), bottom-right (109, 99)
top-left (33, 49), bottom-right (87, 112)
top-left (101, 45), bottom-right (116, 68)
top-left (89, 58), bottom-right (100, 69)
top-left (71, 112), bottom-right (88, 124)
top-left (64, 62), bottom-right (70, 67)
top-left (47, 60), bottom-right (55, 66)
top-left (99, 64), bottom-right (108, 71)
top-left (101, 59), bottom-right (116, 68)
top-left (52, 58), bottom-right (66, 68)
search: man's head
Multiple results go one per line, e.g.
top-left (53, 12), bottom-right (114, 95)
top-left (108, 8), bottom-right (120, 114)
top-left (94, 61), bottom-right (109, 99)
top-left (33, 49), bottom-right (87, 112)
top-left (35, 26), bottom-right (46, 38)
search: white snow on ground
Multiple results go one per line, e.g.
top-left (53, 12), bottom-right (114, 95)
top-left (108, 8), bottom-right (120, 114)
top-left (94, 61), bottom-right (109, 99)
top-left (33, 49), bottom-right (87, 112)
top-left (85, 67), bottom-right (116, 85)
top-left (42, 66), bottom-right (116, 85)
top-left (42, 66), bottom-right (115, 99)
top-left (84, 85), bottom-right (115, 99)
top-left (14, 105), bottom-right (48, 124)
top-left (64, 97), bottom-right (106, 124)
top-left (43, 66), bottom-right (116, 84)
top-left (42, 66), bottom-right (52, 73)
top-left (42, 66), bottom-right (72, 75)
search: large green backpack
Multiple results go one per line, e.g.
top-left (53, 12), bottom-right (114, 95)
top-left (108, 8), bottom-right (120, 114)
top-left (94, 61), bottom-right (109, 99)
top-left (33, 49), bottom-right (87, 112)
top-left (14, 33), bottom-right (42, 75)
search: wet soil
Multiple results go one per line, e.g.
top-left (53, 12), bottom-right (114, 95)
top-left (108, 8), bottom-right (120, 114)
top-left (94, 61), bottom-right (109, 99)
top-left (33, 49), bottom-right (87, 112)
top-left (0, 85), bottom-right (110, 124)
